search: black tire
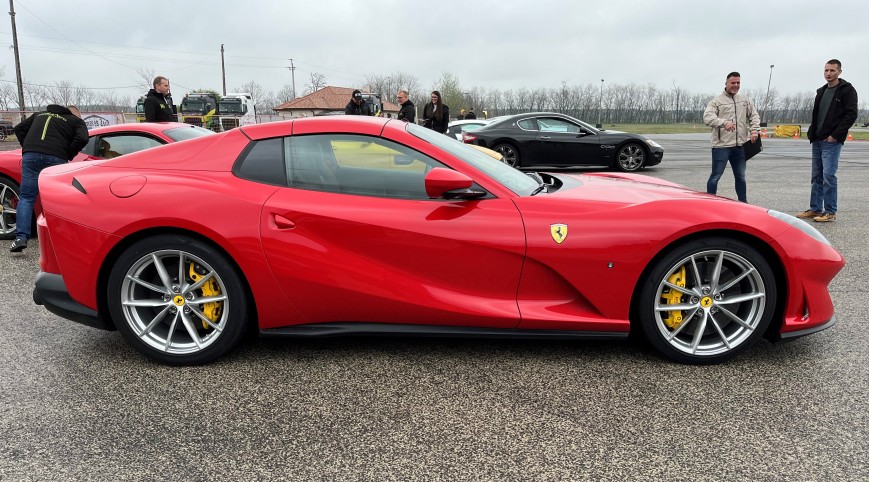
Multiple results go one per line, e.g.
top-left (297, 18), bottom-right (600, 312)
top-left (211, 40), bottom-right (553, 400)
top-left (0, 176), bottom-right (20, 240)
top-left (615, 143), bottom-right (645, 172)
top-left (493, 143), bottom-right (520, 168)
top-left (637, 237), bottom-right (776, 364)
top-left (107, 235), bottom-right (249, 365)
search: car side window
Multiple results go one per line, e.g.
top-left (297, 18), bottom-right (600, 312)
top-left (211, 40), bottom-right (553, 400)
top-left (233, 138), bottom-right (287, 186)
top-left (288, 134), bottom-right (448, 199)
top-left (97, 134), bottom-right (164, 158)
top-left (517, 118), bottom-right (537, 130)
top-left (81, 136), bottom-right (98, 156)
top-left (538, 118), bottom-right (581, 134)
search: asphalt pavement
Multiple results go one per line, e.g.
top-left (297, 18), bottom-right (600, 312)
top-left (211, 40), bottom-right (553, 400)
top-left (0, 135), bottom-right (866, 481)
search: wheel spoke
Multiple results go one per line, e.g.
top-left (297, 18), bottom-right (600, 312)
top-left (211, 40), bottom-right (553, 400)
top-left (717, 305), bottom-right (754, 330)
top-left (193, 294), bottom-right (227, 304)
top-left (177, 252), bottom-right (186, 290)
top-left (190, 306), bottom-right (222, 332)
top-left (141, 304), bottom-right (173, 336)
top-left (708, 314), bottom-right (732, 349)
top-left (655, 302), bottom-right (697, 312)
top-left (187, 270), bottom-right (216, 292)
top-left (716, 267), bottom-right (755, 293)
top-left (665, 309), bottom-right (698, 340)
top-left (151, 252), bottom-right (175, 292)
top-left (719, 292), bottom-right (764, 304)
top-left (179, 312), bottom-right (203, 349)
top-left (689, 255), bottom-right (703, 289)
top-left (709, 251), bottom-right (724, 290)
top-left (124, 299), bottom-right (172, 308)
top-left (662, 280), bottom-right (695, 296)
top-left (163, 312), bottom-right (180, 351)
top-left (690, 311), bottom-right (709, 354)
top-left (125, 275), bottom-right (169, 295)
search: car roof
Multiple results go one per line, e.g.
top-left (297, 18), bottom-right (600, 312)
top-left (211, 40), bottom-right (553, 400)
top-left (448, 119), bottom-right (491, 127)
top-left (87, 122), bottom-right (200, 137)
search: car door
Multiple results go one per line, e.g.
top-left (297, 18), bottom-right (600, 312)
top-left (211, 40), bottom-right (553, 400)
top-left (256, 134), bottom-right (526, 329)
top-left (536, 117), bottom-right (600, 166)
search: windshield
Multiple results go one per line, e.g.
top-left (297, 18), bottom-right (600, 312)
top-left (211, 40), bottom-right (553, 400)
top-left (406, 122), bottom-right (539, 196)
top-left (181, 100), bottom-right (205, 114)
top-left (163, 125), bottom-right (216, 142)
top-left (219, 101), bottom-right (244, 113)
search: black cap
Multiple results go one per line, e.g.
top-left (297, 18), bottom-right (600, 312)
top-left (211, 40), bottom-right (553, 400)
top-left (352, 89), bottom-right (362, 99)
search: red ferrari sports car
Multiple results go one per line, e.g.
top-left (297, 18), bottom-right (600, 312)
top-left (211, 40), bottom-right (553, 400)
top-left (0, 122), bottom-right (213, 239)
top-left (32, 116), bottom-right (844, 366)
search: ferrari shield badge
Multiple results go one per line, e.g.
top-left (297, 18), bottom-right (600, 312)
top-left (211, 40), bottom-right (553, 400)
top-left (550, 223), bottom-right (568, 244)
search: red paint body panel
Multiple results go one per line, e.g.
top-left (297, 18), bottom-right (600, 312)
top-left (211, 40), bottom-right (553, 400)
top-left (34, 116), bottom-right (844, 342)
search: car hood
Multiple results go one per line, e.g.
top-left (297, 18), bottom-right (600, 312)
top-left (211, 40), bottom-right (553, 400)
top-left (549, 172), bottom-right (715, 205)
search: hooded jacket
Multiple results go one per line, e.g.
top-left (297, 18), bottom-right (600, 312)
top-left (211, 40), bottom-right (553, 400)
top-left (13, 104), bottom-right (88, 161)
top-left (807, 79), bottom-right (858, 143)
top-left (345, 99), bottom-right (372, 116)
top-left (398, 99), bottom-right (416, 123)
top-left (144, 88), bottom-right (176, 122)
top-left (703, 91), bottom-right (760, 148)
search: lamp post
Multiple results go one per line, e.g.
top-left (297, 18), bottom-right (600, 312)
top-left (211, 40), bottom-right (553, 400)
top-left (761, 64), bottom-right (774, 127)
top-left (596, 79), bottom-right (604, 128)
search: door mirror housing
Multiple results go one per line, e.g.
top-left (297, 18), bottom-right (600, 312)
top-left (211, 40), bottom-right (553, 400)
top-left (424, 168), bottom-right (486, 199)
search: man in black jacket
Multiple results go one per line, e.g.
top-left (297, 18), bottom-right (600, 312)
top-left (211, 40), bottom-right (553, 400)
top-left (396, 90), bottom-right (415, 123)
top-left (144, 76), bottom-right (175, 122)
top-left (10, 105), bottom-right (88, 252)
top-left (797, 59), bottom-right (858, 223)
top-left (345, 90), bottom-right (372, 116)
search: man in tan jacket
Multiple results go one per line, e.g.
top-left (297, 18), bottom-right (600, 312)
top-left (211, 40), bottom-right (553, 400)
top-left (702, 72), bottom-right (761, 202)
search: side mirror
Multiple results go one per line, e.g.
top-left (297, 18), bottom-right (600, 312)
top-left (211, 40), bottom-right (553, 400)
top-left (424, 168), bottom-right (486, 199)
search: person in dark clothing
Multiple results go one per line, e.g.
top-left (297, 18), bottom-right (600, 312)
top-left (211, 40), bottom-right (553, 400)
top-left (396, 90), bottom-right (415, 123)
top-left (464, 108), bottom-right (477, 120)
top-left (144, 76), bottom-right (175, 122)
top-left (422, 91), bottom-right (450, 133)
top-left (797, 59), bottom-right (859, 223)
top-left (10, 104), bottom-right (88, 252)
top-left (345, 89), bottom-right (372, 116)
top-left (457, 109), bottom-right (465, 121)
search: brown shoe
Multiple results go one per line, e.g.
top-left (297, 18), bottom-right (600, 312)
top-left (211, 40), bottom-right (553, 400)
top-left (813, 213), bottom-right (836, 222)
top-left (796, 210), bottom-right (821, 219)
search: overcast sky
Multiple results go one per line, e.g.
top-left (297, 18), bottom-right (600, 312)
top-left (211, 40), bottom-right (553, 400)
top-left (2, 0), bottom-right (867, 104)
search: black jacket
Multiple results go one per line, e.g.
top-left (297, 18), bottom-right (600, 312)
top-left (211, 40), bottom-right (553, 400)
top-left (345, 99), bottom-right (371, 116)
top-left (808, 79), bottom-right (858, 143)
top-left (14, 105), bottom-right (88, 161)
top-left (422, 102), bottom-right (450, 133)
top-left (144, 89), bottom-right (176, 122)
top-left (464, 111), bottom-right (477, 119)
top-left (398, 100), bottom-right (415, 123)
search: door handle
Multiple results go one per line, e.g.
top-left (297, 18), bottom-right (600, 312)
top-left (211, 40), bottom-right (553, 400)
top-left (273, 214), bottom-right (296, 229)
top-left (540, 136), bottom-right (551, 139)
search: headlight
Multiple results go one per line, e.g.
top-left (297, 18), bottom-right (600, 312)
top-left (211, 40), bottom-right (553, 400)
top-left (644, 138), bottom-right (662, 148)
top-left (767, 209), bottom-right (831, 245)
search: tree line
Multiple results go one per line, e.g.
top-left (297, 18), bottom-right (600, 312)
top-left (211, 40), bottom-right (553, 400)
top-left (2, 68), bottom-right (867, 125)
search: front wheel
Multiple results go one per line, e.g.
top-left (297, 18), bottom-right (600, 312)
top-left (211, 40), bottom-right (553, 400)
top-left (107, 235), bottom-right (250, 365)
top-left (637, 237), bottom-right (776, 364)
top-left (0, 177), bottom-right (20, 240)
top-left (615, 143), bottom-right (645, 172)
top-left (493, 143), bottom-right (520, 168)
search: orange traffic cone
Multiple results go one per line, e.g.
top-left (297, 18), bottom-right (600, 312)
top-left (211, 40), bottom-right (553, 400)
top-left (848, 132), bottom-right (853, 141)
top-left (793, 131), bottom-right (799, 139)
top-left (762, 128), bottom-right (767, 138)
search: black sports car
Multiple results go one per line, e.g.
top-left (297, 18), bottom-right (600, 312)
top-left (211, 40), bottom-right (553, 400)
top-left (462, 112), bottom-right (664, 171)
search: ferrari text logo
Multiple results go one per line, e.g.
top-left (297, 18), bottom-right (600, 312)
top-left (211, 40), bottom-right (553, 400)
top-left (550, 224), bottom-right (568, 244)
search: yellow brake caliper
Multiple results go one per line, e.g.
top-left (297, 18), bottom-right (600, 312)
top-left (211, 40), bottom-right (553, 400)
top-left (189, 263), bottom-right (223, 329)
top-left (661, 266), bottom-right (687, 329)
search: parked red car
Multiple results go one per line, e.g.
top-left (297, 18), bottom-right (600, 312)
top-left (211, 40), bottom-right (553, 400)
top-left (32, 117), bottom-right (844, 366)
top-left (0, 122), bottom-right (213, 239)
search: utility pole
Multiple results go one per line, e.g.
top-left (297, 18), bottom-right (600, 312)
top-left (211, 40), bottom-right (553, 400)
top-left (288, 59), bottom-right (296, 99)
top-left (220, 44), bottom-right (226, 96)
top-left (761, 64), bottom-right (774, 127)
top-left (8, 0), bottom-right (26, 121)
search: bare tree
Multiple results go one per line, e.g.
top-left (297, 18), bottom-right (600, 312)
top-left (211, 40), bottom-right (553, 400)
top-left (303, 72), bottom-right (327, 96)
top-left (234, 81), bottom-right (265, 104)
top-left (136, 68), bottom-right (156, 94)
top-left (275, 83), bottom-right (295, 105)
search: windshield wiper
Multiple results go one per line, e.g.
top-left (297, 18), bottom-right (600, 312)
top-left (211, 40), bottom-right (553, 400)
top-left (528, 172), bottom-right (547, 195)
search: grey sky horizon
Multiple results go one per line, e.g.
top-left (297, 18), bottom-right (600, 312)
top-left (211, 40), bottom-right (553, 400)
top-left (2, 0), bottom-right (866, 106)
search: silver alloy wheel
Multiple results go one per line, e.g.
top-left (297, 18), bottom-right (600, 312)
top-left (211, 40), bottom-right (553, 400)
top-left (617, 144), bottom-right (645, 171)
top-left (495, 144), bottom-right (519, 167)
top-left (0, 181), bottom-right (18, 237)
top-left (653, 249), bottom-right (766, 358)
top-left (119, 249), bottom-right (230, 355)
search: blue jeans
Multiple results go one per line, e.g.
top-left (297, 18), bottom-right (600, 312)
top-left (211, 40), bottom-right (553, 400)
top-left (708, 146), bottom-right (747, 202)
top-left (810, 141), bottom-right (842, 215)
top-left (16, 152), bottom-right (67, 239)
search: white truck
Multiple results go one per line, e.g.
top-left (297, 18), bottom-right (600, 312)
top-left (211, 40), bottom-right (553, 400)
top-left (217, 93), bottom-right (256, 130)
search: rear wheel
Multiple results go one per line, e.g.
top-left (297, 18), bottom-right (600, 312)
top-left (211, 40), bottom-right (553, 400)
top-left (0, 177), bottom-right (19, 240)
top-left (615, 143), bottom-right (645, 172)
top-left (493, 143), bottom-right (520, 167)
top-left (107, 235), bottom-right (249, 365)
top-left (637, 237), bottom-right (776, 364)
